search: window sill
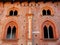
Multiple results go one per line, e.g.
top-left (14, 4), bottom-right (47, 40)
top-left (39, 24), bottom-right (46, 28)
top-left (2, 38), bottom-right (19, 42)
top-left (40, 15), bottom-right (54, 16)
top-left (6, 15), bottom-right (20, 17)
top-left (42, 38), bottom-right (58, 41)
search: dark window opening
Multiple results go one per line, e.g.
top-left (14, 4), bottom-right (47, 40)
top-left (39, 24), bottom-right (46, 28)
top-left (14, 10), bottom-right (18, 16)
top-left (12, 26), bottom-right (16, 38)
top-left (6, 26), bottom-right (16, 39)
top-left (35, 35), bottom-right (37, 37)
top-left (44, 26), bottom-right (48, 38)
top-left (28, 0), bottom-right (31, 3)
top-left (35, 0), bottom-right (38, 3)
top-left (7, 26), bottom-right (11, 39)
top-left (43, 25), bottom-right (54, 39)
top-left (9, 10), bottom-right (18, 16)
top-left (47, 10), bottom-right (51, 15)
top-left (42, 10), bottom-right (46, 15)
top-left (11, 1), bottom-right (14, 4)
top-left (49, 26), bottom-right (54, 38)
top-left (36, 44), bottom-right (38, 45)
top-left (21, 44), bottom-right (23, 45)
top-left (9, 10), bottom-right (13, 16)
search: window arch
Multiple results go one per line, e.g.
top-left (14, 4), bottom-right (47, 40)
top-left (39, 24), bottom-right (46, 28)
top-left (9, 10), bottom-right (13, 16)
top-left (9, 10), bottom-right (18, 16)
top-left (42, 10), bottom-right (46, 15)
top-left (8, 7), bottom-right (19, 16)
top-left (43, 25), bottom-right (54, 39)
top-left (41, 6), bottom-right (54, 16)
top-left (42, 20), bottom-right (58, 40)
top-left (4, 21), bottom-right (18, 40)
top-left (6, 26), bottom-right (16, 39)
top-left (7, 26), bottom-right (11, 39)
top-left (12, 26), bottom-right (16, 38)
top-left (14, 10), bottom-right (18, 16)
top-left (49, 26), bottom-right (54, 38)
top-left (42, 9), bottom-right (51, 16)
top-left (47, 10), bottom-right (51, 15)
top-left (44, 26), bottom-right (48, 38)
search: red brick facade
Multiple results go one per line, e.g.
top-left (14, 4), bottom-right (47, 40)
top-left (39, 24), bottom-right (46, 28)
top-left (0, 2), bottom-right (60, 45)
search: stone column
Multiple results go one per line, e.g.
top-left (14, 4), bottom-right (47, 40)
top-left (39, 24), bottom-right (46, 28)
top-left (27, 14), bottom-right (33, 45)
top-left (28, 15), bottom-right (32, 39)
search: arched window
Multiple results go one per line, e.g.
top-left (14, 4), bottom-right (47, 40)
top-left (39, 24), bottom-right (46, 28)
top-left (49, 26), bottom-right (54, 38)
top-left (43, 25), bottom-right (54, 39)
top-left (7, 26), bottom-right (11, 39)
top-left (44, 26), bottom-right (48, 38)
top-left (14, 10), bottom-right (18, 16)
top-left (42, 20), bottom-right (58, 40)
top-left (42, 9), bottom-right (51, 16)
top-left (47, 10), bottom-right (51, 15)
top-left (9, 10), bottom-right (13, 16)
top-left (6, 26), bottom-right (16, 39)
top-left (12, 26), bottom-right (16, 38)
top-left (42, 10), bottom-right (46, 15)
top-left (9, 10), bottom-right (18, 16)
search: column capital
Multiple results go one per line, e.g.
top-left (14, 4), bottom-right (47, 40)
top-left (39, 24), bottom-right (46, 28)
top-left (26, 14), bottom-right (33, 17)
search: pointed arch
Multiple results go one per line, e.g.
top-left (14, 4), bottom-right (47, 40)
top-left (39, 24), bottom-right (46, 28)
top-left (12, 26), bottom-right (16, 38)
top-left (6, 26), bottom-right (11, 39)
top-left (3, 21), bottom-right (18, 40)
top-left (41, 20), bottom-right (58, 40)
top-left (49, 25), bottom-right (54, 38)
top-left (44, 25), bottom-right (48, 38)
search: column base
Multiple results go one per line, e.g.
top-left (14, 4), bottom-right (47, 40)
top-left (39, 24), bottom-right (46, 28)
top-left (27, 41), bottom-right (32, 45)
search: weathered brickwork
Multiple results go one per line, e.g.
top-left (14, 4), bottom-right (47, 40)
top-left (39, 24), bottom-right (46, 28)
top-left (0, 2), bottom-right (59, 45)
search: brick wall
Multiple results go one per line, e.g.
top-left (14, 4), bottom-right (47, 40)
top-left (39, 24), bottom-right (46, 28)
top-left (0, 2), bottom-right (59, 45)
